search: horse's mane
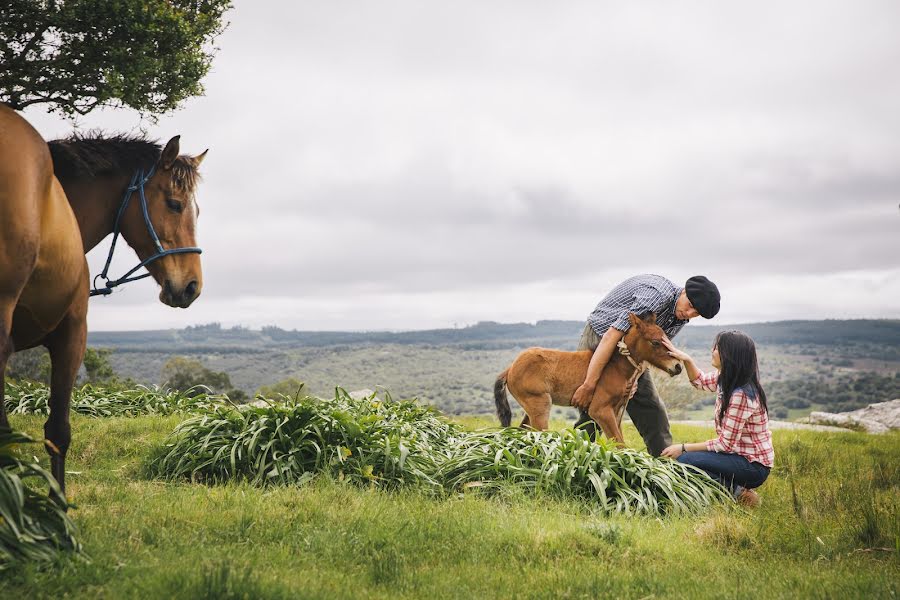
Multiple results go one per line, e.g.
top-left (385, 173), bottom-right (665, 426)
top-left (48, 132), bottom-right (199, 193)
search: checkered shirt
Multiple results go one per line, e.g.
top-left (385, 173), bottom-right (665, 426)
top-left (692, 370), bottom-right (775, 467)
top-left (586, 274), bottom-right (687, 339)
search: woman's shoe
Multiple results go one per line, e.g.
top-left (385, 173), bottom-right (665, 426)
top-left (737, 488), bottom-right (761, 507)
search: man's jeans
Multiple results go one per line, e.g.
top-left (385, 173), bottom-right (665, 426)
top-left (677, 451), bottom-right (770, 493)
top-left (573, 324), bottom-right (673, 456)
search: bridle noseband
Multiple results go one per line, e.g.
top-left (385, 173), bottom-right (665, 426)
top-left (90, 166), bottom-right (202, 297)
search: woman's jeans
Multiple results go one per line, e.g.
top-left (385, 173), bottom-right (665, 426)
top-left (677, 451), bottom-right (770, 494)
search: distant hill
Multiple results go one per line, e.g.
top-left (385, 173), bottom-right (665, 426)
top-left (84, 318), bottom-right (899, 420)
top-left (89, 319), bottom-right (900, 355)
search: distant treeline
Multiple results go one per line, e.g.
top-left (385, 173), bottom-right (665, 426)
top-left (89, 319), bottom-right (900, 353)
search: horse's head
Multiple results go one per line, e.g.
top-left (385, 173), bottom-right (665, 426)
top-left (626, 312), bottom-right (683, 377)
top-left (119, 136), bottom-right (206, 308)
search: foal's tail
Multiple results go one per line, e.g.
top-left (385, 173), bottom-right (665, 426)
top-left (494, 368), bottom-right (512, 427)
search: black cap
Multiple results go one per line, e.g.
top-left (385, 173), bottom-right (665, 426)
top-left (685, 276), bottom-right (720, 319)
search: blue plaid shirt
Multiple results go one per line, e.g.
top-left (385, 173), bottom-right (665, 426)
top-left (586, 274), bottom-right (687, 339)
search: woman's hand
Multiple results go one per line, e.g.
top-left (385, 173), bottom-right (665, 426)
top-left (663, 339), bottom-right (692, 363)
top-left (661, 443), bottom-right (684, 459)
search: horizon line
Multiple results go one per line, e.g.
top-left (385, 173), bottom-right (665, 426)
top-left (87, 316), bottom-right (900, 335)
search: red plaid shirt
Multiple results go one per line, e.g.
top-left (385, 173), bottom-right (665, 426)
top-left (692, 370), bottom-right (774, 467)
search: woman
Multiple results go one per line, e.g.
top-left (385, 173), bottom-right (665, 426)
top-left (661, 331), bottom-right (774, 507)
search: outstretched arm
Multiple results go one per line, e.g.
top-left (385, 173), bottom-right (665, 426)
top-left (571, 327), bottom-right (624, 410)
top-left (662, 340), bottom-right (702, 381)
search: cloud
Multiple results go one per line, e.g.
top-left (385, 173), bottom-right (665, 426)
top-left (19, 0), bottom-right (900, 330)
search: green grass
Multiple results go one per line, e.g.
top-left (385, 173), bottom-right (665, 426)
top-left (0, 414), bottom-right (897, 599)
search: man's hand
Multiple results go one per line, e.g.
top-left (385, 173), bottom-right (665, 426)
top-left (571, 383), bottom-right (595, 411)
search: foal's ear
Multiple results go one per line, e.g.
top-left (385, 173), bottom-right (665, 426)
top-left (628, 312), bottom-right (641, 328)
top-left (193, 149), bottom-right (208, 167)
top-left (642, 311), bottom-right (656, 324)
top-left (159, 135), bottom-right (181, 170)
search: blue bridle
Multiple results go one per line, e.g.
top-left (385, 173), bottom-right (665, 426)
top-left (90, 166), bottom-right (202, 297)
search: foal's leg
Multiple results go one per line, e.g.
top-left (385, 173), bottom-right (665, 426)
top-left (526, 394), bottom-right (552, 431)
top-left (43, 308), bottom-right (86, 494)
top-left (588, 403), bottom-right (625, 446)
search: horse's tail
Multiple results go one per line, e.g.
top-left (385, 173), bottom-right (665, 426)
top-left (494, 368), bottom-right (512, 427)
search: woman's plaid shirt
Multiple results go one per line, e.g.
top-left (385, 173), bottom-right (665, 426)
top-left (692, 370), bottom-right (775, 467)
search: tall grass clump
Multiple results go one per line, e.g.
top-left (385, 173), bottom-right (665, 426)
top-left (440, 428), bottom-right (730, 515)
top-left (0, 429), bottom-right (82, 569)
top-left (4, 380), bottom-right (228, 417)
top-left (147, 389), bottom-right (461, 489)
top-left (148, 389), bottom-right (730, 515)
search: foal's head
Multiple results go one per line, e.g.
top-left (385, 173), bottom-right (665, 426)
top-left (121, 136), bottom-right (207, 308)
top-left (626, 312), bottom-right (683, 376)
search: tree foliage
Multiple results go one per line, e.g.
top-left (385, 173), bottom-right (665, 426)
top-left (4, 348), bottom-right (51, 383)
top-left (81, 347), bottom-right (116, 383)
top-left (0, 0), bottom-right (232, 117)
top-left (255, 377), bottom-right (306, 400)
top-left (160, 356), bottom-right (246, 401)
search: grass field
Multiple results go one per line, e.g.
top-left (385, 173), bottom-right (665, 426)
top-left (1, 414), bottom-right (898, 599)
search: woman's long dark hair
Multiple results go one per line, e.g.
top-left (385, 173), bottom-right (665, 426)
top-left (714, 330), bottom-right (768, 421)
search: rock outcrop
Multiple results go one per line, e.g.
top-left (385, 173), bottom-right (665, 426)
top-left (806, 399), bottom-right (900, 434)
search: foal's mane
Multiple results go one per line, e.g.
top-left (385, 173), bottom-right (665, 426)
top-left (48, 132), bottom-right (200, 193)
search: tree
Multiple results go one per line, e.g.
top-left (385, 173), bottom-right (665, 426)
top-left (81, 347), bottom-right (116, 383)
top-left (160, 356), bottom-right (246, 401)
top-left (5, 347), bottom-right (51, 383)
top-left (256, 377), bottom-right (306, 400)
top-left (1, 0), bottom-right (232, 117)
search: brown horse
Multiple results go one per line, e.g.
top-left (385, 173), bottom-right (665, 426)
top-left (0, 104), bottom-right (206, 493)
top-left (494, 312), bottom-right (682, 445)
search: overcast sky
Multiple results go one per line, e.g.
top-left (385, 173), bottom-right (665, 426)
top-left (23, 1), bottom-right (900, 331)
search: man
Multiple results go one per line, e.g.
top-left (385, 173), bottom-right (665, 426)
top-left (571, 274), bottom-right (720, 456)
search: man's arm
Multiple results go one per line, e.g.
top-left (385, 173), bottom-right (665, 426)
top-left (571, 327), bottom-right (625, 410)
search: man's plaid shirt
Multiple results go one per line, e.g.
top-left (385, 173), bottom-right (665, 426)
top-left (692, 371), bottom-right (775, 467)
top-left (586, 274), bottom-right (687, 338)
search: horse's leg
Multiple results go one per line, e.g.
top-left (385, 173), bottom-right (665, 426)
top-left (0, 303), bottom-right (13, 431)
top-left (519, 414), bottom-right (531, 428)
top-left (43, 307), bottom-right (86, 493)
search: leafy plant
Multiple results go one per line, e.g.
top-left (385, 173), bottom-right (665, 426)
top-left (0, 429), bottom-right (82, 569)
top-left (439, 428), bottom-right (730, 515)
top-left (147, 389), bottom-right (458, 489)
top-left (148, 389), bottom-right (730, 515)
top-left (4, 380), bottom-right (229, 418)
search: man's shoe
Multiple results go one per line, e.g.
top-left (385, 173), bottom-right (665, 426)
top-left (737, 488), bottom-right (761, 508)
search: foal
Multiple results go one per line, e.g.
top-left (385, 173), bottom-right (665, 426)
top-left (494, 313), bottom-right (682, 445)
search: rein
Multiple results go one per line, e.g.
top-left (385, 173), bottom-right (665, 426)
top-left (90, 166), bottom-right (202, 297)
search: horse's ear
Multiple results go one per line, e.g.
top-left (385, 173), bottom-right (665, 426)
top-left (193, 149), bottom-right (208, 167)
top-left (160, 135), bottom-right (181, 170)
top-left (643, 312), bottom-right (656, 324)
top-left (628, 313), bottom-right (641, 329)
